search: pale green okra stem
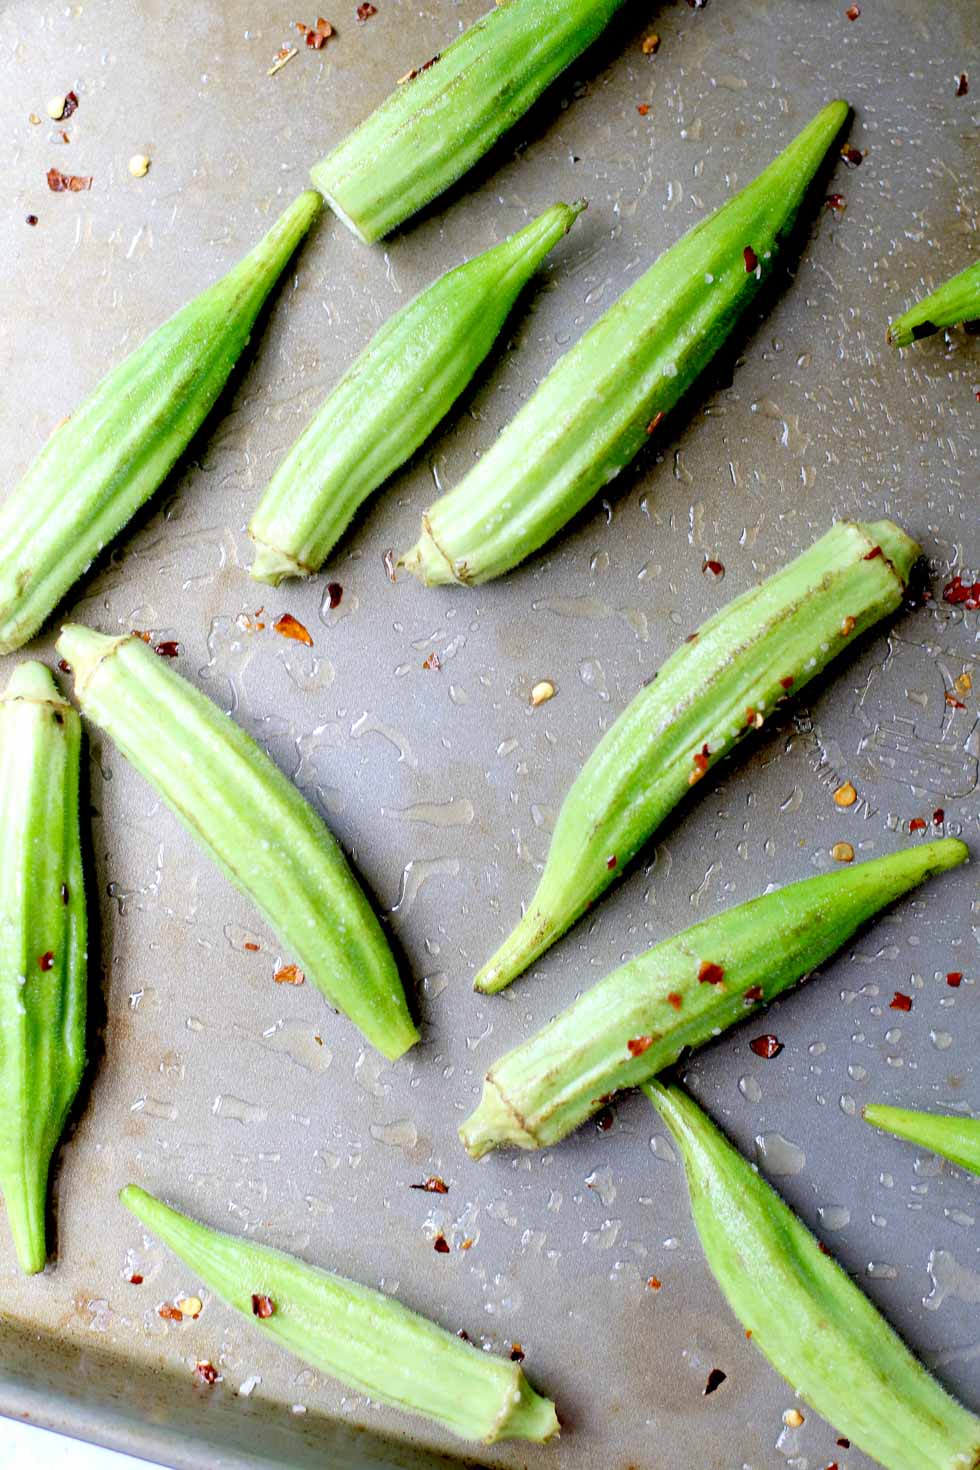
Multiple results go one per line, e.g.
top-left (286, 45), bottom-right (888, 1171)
top-left (121, 1185), bottom-right (558, 1445)
top-left (310, 0), bottom-right (625, 243)
top-left (886, 258), bottom-right (980, 346)
top-left (475, 518), bottom-right (920, 996)
top-left (0, 191), bottom-right (321, 654)
top-left (460, 841), bottom-right (966, 1157)
top-left (863, 1104), bottom-right (980, 1177)
top-left (0, 662), bottom-right (87, 1274)
top-left (56, 625), bottom-right (417, 1061)
top-left (249, 200), bottom-right (587, 586)
top-left (646, 1082), bottom-right (980, 1470)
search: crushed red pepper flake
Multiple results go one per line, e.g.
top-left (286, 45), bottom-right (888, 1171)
top-left (410, 1176), bottom-right (449, 1194)
top-left (274, 963), bottom-right (305, 986)
top-left (779, 675), bottom-right (795, 689)
top-left (325, 581), bottom-right (343, 609)
top-left (158, 1303), bottom-right (183, 1322)
top-left (58, 659), bottom-right (72, 675)
top-left (397, 53), bottom-right (440, 84)
top-left (356, 1), bottom-right (377, 18)
top-left (637, 103), bottom-right (650, 116)
top-left (666, 991), bottom-right (683, 1010)
top-left (845, 3), bottom-right (860, 16)
top-left (606, 854), bottom-right (618, 870)
top-left (837, 1439), bottom-right (850, 1449)
top-left (509, 1343), bottom-right (525, 1362)
top-left (456, 1328), bottom-right (471, 1341)
top-left (422, 651), bottom-right (442, 671)
top-left (26, 213), bottom-right (39, 226)
top-left (933, 808), bottom-right (945, 824)
top-left (433, 1234), bottom-right (450, 1254)
top-left (955, 73), bottom-right (968, 97)
top-left (818, 1240), bottom-right (831, 1255)
top-left (702, 558), bottom-right (725, 578)
top-left (132, 630), bottom-right (151, 643)
top-left (646, 410), bottom-right (664, 434)
top-left (154, 640), bottom-right (179, 659)
top-left (743, 245), bottom-right (759, 272)
top-left (38, 951), bottom-right (55, 972)
top-left (297, 16), bottom-right (334, 47)
top-left (195, 1361), bottom-right (219, 1386)
top-left (127, 1273), bottom-right (143, 1284)
top-left (627, 1035), bottom-right (655, 1057)
top-left (840, 145), bottom-right (864, 167)
top-left (62, 90), bottom-right (79, 118)
top-left (749, 1033), bottom-right (783, 1059)
top-left (890, 992), bottom-right (912, 1012)
top-left (743, 984), bottom-right (764, 1004)
top-left (244, 941), bottom-right (260, 952)
top-left (942, 575), bottom-right (980, 609)
top-left (251, 1293), bottom-right (275, 1318)
top-left (460, 1237), bottom-right (474, 1250)
top-left (703, 1367), bottom-right (726, 1395)
top-left (909, 817), bottom-right (927, 833)
top-left (745, 1329), bottom-right (752, 1340)
top-left (825, 193), bottom-right (846, 213)
top-left (946, 972), bottom-right (963, 988)
top-left (274, 612), bottom-right (313, 646)
top-left (47, 167), bottom-right (92, 192)
top-left (945, 691), bottom-right (966, 709)
top-left (698, 961), bottom-right (724, 986)
top-left (642, 33), bottom-right (660, 55)
top-left (647, 1275), bottom-right (661, 1290)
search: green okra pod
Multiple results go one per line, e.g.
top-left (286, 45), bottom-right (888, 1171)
top-left (460, 841), bottom-right (966, 1158)
top-left (0, 663), bottom-right (87, 1274)
top-left (886, 258), bottom-right (980, 347)
top-left (121, 1184), bottom-right (559, 1445)
top-left (56, 625), bottom-right (417, 1061)
top-left (645, 1082), bottom-right (980, 1470)
top-left (476, 518), bottom-right (919, 995)
top-left (400, 99), bottom-right (849, 585)
top-left (0, 191), bottom-right (321, 654)
top-left (309, 0), bottom-right (625, 244)
top-left (863, 1104), bottom-right (980, 1177)
top-left (250, 201), bottom-right (586, 586)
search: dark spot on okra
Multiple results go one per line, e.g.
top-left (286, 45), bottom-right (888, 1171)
top-left (911, 320), bottom-right (938, 341)
top-left (749, 1033), bottom-right (783, 1059)
top-left (863, 544), bottom-right (883, 561)
top-left (38, 951), bottom-right (55, 971)
top-left (703, 1368), bottom-right (727, 1395)
top-left (251, 1293), bottom-right (275, 1318)
top-left (666, 992), bottom-right (683, 1010)
top-left (779, 675), bottom-right (795, 689)
top-left (53, 710), bottom-right (64, 725)
top-left (60, 883), bottom-right (70, 905)
top-left (606, 854), bottom-right (617, 870)
top-left (743, 985), bottom-right (764, 1004)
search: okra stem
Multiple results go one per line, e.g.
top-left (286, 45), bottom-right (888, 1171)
top-left (121, 1185), bottom-right (559, 1445)
top-left (863, 1104), bottom-right (980, 1177)
top-left (250, 201), bottom-right (586, 585)
top-left (400, 99), bottom-right (849, 585)
top-left (460, 841), bottom-right (966, 1157)
top-left (475, 518), bottom-right (919, 995)
top-left (0, 192), bottom-right (321, 654)
top-left (56, 626), bottom-right (417, 1061)
top-left (310, 0), bottom-right (625, 243)
top-left (646, 1083), bottom-right (980, 1470)
top-left (886, 258), bottom-right (980, 346)
top-left (0, 662), bottom-right (87, 1274)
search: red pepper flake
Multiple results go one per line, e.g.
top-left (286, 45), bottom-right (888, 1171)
top-left (955, 73), bottom-right (968, 97)
top-left (837, 1440), bottom-right (850, 1449)
top-left (845, 3), bottom-right (860, 16)
top-left (647, 1275), bottom-right (662, 1290)
top-left (826, 1463), bottom-right (840, 1470)
top-left (397, 54), bottom-right (440, 84)
top-left (909, 817), bottom-right (927, 833)
top-left (410, 1176), bottom-right (449, 1194)
top-left (274, 612), bottom-right (313, 646)
top-left (946, 972), bottom-right (963, 988)
top-left (933, 808), bottom-right (945, 824)
top-left (686, 0), bottom-right (707, 8)
top-left (126, 1273), bottom-right (143, 1285)
top-left (244, 941), bottom-right (260, 952)
top-left (646, 411), bottom-right (664, 435)
top-left (38, 951), bottom-right (55, 972)
top-left (26, 214), bottom-right (39, 226)
top-left (297, 16), bottom-right (334, 47)
top-left (606, 854), bottom-right (618, 870)
top-left (692, 743), bottom-right (711, 774)
top-left (637, 103), bottom-right (650, 116)
top-left (702, 559), bottom-right (725, 579)
top-left (743, 984), bottom-right (764, 1005)
top-left (46, 167), bottom-right (92, 192)
top-left (666, 992), bottom-right (683, 1011)
top-left (274, 963), bottom-right (305, 986)
top-left (745, 1329), bottom-right (752, 1340)
top-left (382, 548), bottom-right (396, 582)
top-left (456, 1328), bottom-right (471, 1341)
top-left (627, 1035), bottom-right (655, 1057)
top-left (743, 245), bottom-right (759, 273)
top-left (698, 961), bottom-right (724, 986)
top-left (325, 581), bottom-right (343, 609)
top-left (945, 691), bottom-right (966, 709)
top-left (422, 651), bottom-right (442, 671)
top-left (779, 675), bottom-right (795, 689)
top-left (60, 883), bottom-right (70, 906)
top-left (132, 630), bottom-right (151, 643)
top-left (942, 576), bottom-right (980, 609)
top-left (684, 632), bottom-right (699, 644)
top-left (433, 1234), bottom-right (450, 1254)
top-left (356, 1), bottom-right (377, 17)
top-left (595, 1107), bottom-right (615, 1133)
top-left (818, 1240), bottom-right (831, 1255)
top-left (154, 640), bottom-right (179, 659)
top-left (251, 1293), bottom-right (275, 1318)
top-left (460, 1237), bottom-right (474, 1250)
top-left (825, 194), bottom-right (846, 213)
top-left (509, 1343), bottom-right (525, 1362)
top-left (890, 992), bottom-right (912, 1012)
top-left (62, 90), bottom-right (79, 118)
top-left (840, 145), bottom-right (864, 167)
top-left (703, 1368), bottom-right (727, 1395)
top-left (158, 1303), bottom-right (183, 1322)
top-left (195, 1361), bottom-right (219, 1386)
top-left (57, 659), bottom-right (72, 675)
top-left (749, 1034), bottom-right (783, 1059)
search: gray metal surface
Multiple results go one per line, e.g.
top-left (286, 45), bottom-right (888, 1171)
top-left (1, 1), bottom-right (978, 1467)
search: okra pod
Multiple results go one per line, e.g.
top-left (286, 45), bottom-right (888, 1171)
top-left (309, 0), bottom-right (624, 244)
top-left (250, 201), bottom-right (586, 585)
top-left (863, 1104), bottom-right (980, 1177)
top-left (121, 1184), bottom-right (558, 1444)
top-left (56, 626), bottom-right (417, 1061)
top-left (886, 258), bottom-right (980, 347)
top-left (460, 841), bottom-right (965, 1158)
top-left (645, 1082), bottom-right (980, 1470)
top-left (0, 663), bottom-right (86, 1274)
top-left (476, 518), bottom-right (919, 995)
top-left (0, 192), bottom-right (321, 654)
top-left (400, 99), bottom-right (850, 586)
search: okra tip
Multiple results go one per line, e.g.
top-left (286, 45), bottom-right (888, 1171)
top-left (248, 537), bottom-right (310, 587)
top-left (460, 1079), bottom-right (536, 1159)
top-left (55, 624), bottom-right (125, 696)
top-left (497, 1374), bottom-right (560, 1445)
top-left (2, 660), bottom-right (67, 705)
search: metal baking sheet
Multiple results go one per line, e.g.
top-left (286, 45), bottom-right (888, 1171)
top-left (2, 1), bottom-right (977, 1466)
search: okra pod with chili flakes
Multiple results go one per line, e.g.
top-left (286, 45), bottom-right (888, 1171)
top-left (56, 625), bottom-right (418, 1061)
top-left (863, 1104), bottom-right (980, 1177)
top-left (475, 518), bottom-right (919, 996)
top-left (0, 663), bottom-right (87, 1274)
top-left (887, 257), bottom-right (980, 347)
top-left (250, 201), bottom-right (586, 586)
top-left (121, 1185), bottom-right (558, 1445)
top-left (0, 191), bottom-right (321, 655)
top-left (459, 841), bottom-right (965, 1158)
top-left (646, 1082), bottom-right (980, 1470)
top-left (309, 0), bottom-right (624, 244)
top-left (400, 99), bottom-right (849, 586)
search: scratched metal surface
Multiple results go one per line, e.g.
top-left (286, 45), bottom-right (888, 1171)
top-left (1, 1), bottom-right (978, 1468)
